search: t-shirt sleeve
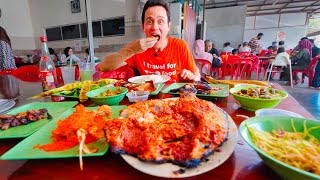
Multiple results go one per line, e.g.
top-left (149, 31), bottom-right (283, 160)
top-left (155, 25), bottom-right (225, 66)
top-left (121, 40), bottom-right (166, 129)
top-left (125, 56), bottom-right (135, 68)
top-left (180, 40), bottom-right (198, 73)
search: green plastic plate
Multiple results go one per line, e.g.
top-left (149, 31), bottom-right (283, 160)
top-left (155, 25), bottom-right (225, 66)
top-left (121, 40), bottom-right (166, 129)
top-left (0, 105), bottom-right (126, 160)
top-left (0, 101), bottom-right (78, 139)
top-left (162, 83), bottom-right (229, 98)
top-left (150, 83), bottom-right (165, 95)
top-left (240, 116), bottom-right (320, 180)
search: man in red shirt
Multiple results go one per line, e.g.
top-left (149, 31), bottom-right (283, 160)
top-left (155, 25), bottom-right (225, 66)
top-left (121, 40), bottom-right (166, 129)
top-left (99, 0), bottom-right (200, 82)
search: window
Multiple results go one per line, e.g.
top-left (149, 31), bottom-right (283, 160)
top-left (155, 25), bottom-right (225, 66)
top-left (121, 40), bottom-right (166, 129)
top-left (46, 27), bottom-right (62, 41)
top-left (62, 24), bottom-right (80, 40)
top-left (45, 16), bottom-right (125, 41)
top-left (81, 21), bottom-right (102, 38)
top-left (102, 17), bottom-right (125, 36)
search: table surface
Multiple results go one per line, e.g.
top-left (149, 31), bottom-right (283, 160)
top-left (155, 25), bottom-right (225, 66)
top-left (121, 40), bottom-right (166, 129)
top-left (0, 74), bottom-right (315, 180)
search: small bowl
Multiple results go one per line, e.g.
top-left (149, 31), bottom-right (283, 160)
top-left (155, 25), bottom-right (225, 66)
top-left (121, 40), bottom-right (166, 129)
top-left (126, 91), bottom-right (149, 103)
top-left (240, 116), bottom-right (320, 180)
top-left (229, 85), bottom-right (288, 111)
top-left (86, 86), bottom-right (128, 105)
top-left (255, 108), bottom-right (304, 118)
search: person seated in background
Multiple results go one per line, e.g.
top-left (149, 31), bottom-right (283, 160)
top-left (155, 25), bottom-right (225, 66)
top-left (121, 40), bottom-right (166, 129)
top-left (0, 26), bottom-right (17, 71)
top-left (309, 39), bottom-right (320, 89)
top-left (292, 37), bottom-right (309, 55)
top-left (238, 42), bottom-right (251, 52)
top-left (309, 39), bottom-right (320, 58)
top-left (85, 48), bottom-right (100, 64)
top-left (99, 0), bottom-right (200, 82)
top-left (231, 49), bottom-right (238, 55)
top-left (48, 48), bottom-right (59, 63)
top-left (192, 39), bottom-right (212, 74)
top-left (204, 39), bottom-right (219, 57)
top-left (220, 42), bottom-right (234, 53)
top-left (283, 39), bottom-right (312, 85)
top-left (278, 41), bottom-right (286, 49)
top-left (271, 42), bottom-right (278, 56)
top-left (204, 40), bottom-right (221, 68)
top-left (61, 47), bottom-right (81, 64)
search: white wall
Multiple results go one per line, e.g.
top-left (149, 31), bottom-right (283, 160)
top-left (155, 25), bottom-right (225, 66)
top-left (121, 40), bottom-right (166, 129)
top-left (205, 6), bottom-right (247, 50)
top-left (244, 13), bottom-right (307, 49)
top-left (0, 0), bottom-right (36, 50)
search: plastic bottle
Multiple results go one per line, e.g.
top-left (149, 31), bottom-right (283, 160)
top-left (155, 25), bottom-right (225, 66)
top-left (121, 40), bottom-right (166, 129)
top-left (39, 36), bottom-right (57, 91)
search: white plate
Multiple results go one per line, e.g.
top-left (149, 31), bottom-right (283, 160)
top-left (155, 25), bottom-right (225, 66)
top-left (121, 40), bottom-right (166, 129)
top-left (128, 75), bottom-right (171, 84)
top-left (121, 114), bottom-right (237, 178)
top-left (0, 99), bottom-right (16, 114)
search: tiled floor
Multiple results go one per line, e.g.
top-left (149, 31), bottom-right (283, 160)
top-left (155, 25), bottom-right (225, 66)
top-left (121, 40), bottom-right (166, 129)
top-left (273, 78), bottom-right (320, 120)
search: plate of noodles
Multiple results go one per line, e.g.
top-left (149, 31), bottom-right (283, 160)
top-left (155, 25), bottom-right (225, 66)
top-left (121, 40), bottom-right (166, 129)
top-left (240, 116), bottom-right (320, 180)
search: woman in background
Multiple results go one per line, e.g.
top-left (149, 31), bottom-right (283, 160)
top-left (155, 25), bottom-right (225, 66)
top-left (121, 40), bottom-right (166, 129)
top-left (192, 40), bottom-right (213, 75)
top-left (284, 39), bottom-right (312, 85)
top-left (49, 48), bottom-right (59, 63)
top-left (61, 47), bottom-right (80, 64)
top-left (0, 26), bottom-right (17, 71)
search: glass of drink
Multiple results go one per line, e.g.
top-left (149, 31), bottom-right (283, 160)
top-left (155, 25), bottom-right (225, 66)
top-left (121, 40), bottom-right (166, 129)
top-left (61, 66), bottom-right (75, 84)
top-left (79, 62), bottom-right (94, 81)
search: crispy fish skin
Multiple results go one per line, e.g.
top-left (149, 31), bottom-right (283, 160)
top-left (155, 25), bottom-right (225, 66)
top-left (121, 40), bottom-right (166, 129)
top-left (104, 93), bottom-right (228, 167)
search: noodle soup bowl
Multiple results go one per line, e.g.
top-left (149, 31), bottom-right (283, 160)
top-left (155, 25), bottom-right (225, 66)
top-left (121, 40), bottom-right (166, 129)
top-left (86, 86), bottom-right (128, 105)
top-left (240, 116), bottom-right (320, 180)
top-left (230, 86), bottom-right (288, 111)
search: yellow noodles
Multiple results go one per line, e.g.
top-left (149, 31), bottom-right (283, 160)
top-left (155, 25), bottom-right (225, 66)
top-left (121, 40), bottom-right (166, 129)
top-left (247, 120), bottom-right (320, 175)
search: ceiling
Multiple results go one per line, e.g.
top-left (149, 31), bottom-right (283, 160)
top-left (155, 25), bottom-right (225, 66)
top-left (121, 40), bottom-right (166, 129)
top-left (186, 0), bottom-right (320, 16)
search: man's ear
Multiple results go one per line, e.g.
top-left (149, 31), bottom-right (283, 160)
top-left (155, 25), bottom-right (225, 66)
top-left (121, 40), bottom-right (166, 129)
top-left (168, 22), bottom-right (171, 29)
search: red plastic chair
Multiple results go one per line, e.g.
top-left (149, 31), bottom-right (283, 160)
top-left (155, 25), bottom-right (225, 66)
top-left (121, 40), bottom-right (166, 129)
top-left (292, 55), bottom-right (320, 87)
top-left (220, 52), bottom-right (232, 56)
top-left (258, 50), bottom-right (272, 57)
top-left (0, 68), bottom-right (15, 75)
top-left (221, 58), bottom-right (254, 80)
top-left (11, 65), bottom-right (41, 82)
top-left (195, 59), bottom-right (212, 75)
top-left (238, 52), bottom-right (252, 57)
top-left (99, 66), bottom-right (134, 80)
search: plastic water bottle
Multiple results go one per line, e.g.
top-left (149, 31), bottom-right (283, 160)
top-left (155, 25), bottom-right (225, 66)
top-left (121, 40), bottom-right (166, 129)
top-left (39, 36), bottom-right (57, 91)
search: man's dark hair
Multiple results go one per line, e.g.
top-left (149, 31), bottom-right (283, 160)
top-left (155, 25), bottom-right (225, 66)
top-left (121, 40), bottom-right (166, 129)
top-left (224, 42), bottom-right (231, 47)
top-left (279, 41), bottom-right (285, 46)
top-left (258, 32), bottom-right (264, 36)
top-left (141, 0), bottom-right (171, 24)
top-left (232, 49), bottom-right (238, 55)
top-left (301, 37), bottom-right (308, 40)
top-left (309, 39), bottom-right (315, 44)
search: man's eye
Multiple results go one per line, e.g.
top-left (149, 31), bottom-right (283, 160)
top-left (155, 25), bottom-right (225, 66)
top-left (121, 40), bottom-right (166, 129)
top-left (158, 20), bottom-right (164, 24)
top-left (146, 20), bottom-right (153, 24)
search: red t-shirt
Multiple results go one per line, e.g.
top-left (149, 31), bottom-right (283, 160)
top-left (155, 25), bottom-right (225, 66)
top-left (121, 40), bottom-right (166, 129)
top-left (126, 37), bottom-right (197, 81)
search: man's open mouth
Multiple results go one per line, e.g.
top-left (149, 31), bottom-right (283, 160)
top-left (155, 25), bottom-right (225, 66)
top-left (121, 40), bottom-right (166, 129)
top-left (151, 34), bottom-right (160, 41)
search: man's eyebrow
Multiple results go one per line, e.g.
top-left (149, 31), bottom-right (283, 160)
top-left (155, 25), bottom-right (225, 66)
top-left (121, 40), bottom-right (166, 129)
top-left (146, 16), bottom-right (165, 20)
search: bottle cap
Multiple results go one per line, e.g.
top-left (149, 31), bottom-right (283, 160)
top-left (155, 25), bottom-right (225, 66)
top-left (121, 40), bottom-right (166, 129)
top-left (40, 36), bottom-right (47, 42)
top-left (42, 56), bottom-right (48, 60)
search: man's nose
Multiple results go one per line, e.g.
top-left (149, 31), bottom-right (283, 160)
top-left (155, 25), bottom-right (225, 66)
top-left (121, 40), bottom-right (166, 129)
top-left (151, 22), bottom-right (159, 30)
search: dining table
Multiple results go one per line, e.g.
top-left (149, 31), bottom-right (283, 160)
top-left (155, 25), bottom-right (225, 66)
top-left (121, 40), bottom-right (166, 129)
top-left (0, 74), bottom-right (315, 180)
